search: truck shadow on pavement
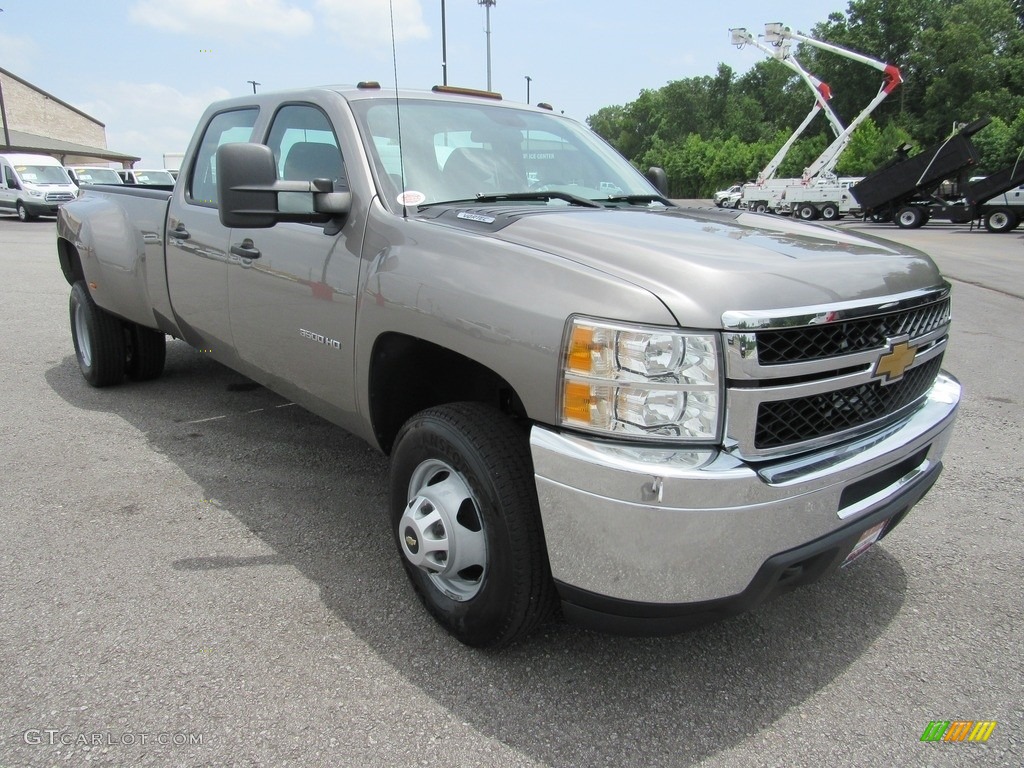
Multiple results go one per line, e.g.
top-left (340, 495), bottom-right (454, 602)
top-left (46, 343), bottom-right (909, 768)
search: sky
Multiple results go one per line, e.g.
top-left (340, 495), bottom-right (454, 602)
top-left (0, 0), bottom-right (846, 168)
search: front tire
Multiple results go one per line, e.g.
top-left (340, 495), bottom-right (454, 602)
top-left (70, 281), bottom-right (125, 387)
top-left (17, 202), bottom-right (36, 222)
top-left (390, 403), bottom-right (555, 647)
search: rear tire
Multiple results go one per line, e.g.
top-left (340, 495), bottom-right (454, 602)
top-left (70, 281), bottom-right (125, 387)
top-left (984, 207), bottom-right (1018, 233)
top-left (797, 203), bottom-right (819, 220)
top-left (820, 203), bottom-right (840, 221)
top-left (753, 202), bottom-right (768, 213)
top-left (390, 402), bottom-right (556, 647)
top-left (895, 206), bottom-right (925, 229)
top-left (125, 324), bottom-right (167, 381)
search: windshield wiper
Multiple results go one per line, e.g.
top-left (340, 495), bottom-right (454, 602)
top-left (604, 194), bottom-right (674, 206)
top-left (473, 191), bottom-right (602, 208)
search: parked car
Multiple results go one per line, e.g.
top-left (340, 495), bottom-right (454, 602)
top-left (0, 153), bottom-right (78, 221)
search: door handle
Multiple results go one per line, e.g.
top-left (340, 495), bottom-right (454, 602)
top-left (230, 239), bottom-right (261, 259)
top-left (169, 223), bottom-right (191, 240)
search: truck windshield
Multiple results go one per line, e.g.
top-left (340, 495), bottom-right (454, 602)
top-left (351, 98), bottom-right (657, 210)
top-left (133, 170), bottom-right (175, 185)
top-left (74, 169), bottom-right (123, 184)
top-left (15, 165), bottom-right (72, 185)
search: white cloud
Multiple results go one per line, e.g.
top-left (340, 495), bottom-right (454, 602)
top-left (79, 83), bottom-right (233, 168)
top-left (129, 0), bottom-right (314, 37)
top-left (314, 0), bottom-right (429, 47)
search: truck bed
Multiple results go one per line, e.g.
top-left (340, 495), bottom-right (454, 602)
top-left (965, 160), bottom-right (1024, 206)
top-left (851, 118), bottom-right (990, 211)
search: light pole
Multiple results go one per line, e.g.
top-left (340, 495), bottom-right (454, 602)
top-left (247, 80), bottom-right (260, 94)
top-left (524, 75), bottom-right (531, 104)
top-left (477, 0), bottom-right (495, 91)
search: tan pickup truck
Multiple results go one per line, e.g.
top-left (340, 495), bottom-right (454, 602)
top-left (56, 83), bottom-right (959, 646)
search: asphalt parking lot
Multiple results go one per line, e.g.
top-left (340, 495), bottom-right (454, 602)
top-left (0, 211), bottom-right (1021, 767)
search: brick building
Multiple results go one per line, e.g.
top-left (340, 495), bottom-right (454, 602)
top-left (0, 67), bottom-right (138, 166)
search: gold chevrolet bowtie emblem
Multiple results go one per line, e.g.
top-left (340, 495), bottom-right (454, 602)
top-left (874, 340), bottom-right (917, 384)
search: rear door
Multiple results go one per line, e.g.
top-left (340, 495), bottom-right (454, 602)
top-left (165, 107), bottom-right (258, 353)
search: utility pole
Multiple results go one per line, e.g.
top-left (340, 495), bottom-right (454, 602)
top-left (440, 0), bottom-right (448, 85)
top-left (477, 0), bottom-right (495, 91)
top-left (524, 75), bottom-right (531, 104)
top-left (247, 80), bottom-right (260, 94)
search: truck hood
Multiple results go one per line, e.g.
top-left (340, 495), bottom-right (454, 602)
top-left (465, 206), bottom-right (942, 329)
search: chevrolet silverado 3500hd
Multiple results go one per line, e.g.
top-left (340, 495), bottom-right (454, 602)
top-left (56, 84), bottom-right (960, 647)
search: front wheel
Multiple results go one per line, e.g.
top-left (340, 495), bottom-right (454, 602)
top-left (70, 281), bottom-right (125, 387)
top-left (390, 403), bottom-right (556, 647)
top-left (16, 202), bottom-right (36, 222)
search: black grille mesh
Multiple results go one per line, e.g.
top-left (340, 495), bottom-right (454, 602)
top-left (755, 356), bottom-right (943, 449)
top-left (756, 298), bottom-right (950, 365)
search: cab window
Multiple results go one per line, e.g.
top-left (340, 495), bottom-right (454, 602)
top-left (264, 104), bottom-right (345, 215)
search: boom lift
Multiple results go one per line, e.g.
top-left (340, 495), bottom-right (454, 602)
top-left (741, 23), bottom-right (903, 220)
top-left (730, 28), bottom-right (844, 199)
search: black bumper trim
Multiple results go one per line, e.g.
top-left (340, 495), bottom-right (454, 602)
top-left (557, 460), bottom-right (942, 636)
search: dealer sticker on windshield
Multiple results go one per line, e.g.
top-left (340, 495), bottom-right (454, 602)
top-left (397, 190), bottom-right (425, 206)
top-left (841, 521), bottom-right (887, 567)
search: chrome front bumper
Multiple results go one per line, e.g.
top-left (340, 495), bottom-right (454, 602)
top-left (531, 372), bottom-right (960, 614)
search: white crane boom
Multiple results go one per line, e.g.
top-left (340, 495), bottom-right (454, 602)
top-left (762, 23), bottom-right (903, 181)
top-left (730, 28), bottom-right (844, 185)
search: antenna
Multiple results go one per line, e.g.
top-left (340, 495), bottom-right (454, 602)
top-left (389, 0), bottom-right (408, 219)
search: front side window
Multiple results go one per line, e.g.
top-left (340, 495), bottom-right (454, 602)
top-left (189, 108), bottom-right (258, 206)
top-left (264, 104), bottom-right (346, 215)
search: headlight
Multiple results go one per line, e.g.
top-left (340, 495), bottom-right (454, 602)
top-left (559, 317), bottom-right (721, 441)
top-left (27, 189), bottom-right (44, 198)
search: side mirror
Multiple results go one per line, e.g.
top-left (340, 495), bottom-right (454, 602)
top-left (645, 166), bottom-right (669, 197)
top-left (216, 142), bottom-right (352, 229)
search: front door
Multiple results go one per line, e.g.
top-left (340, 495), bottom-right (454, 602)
top-left (227, 103), bottom-right (361, 418)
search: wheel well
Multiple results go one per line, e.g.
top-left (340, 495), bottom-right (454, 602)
top-left (57, 237), bottom-right (85, 286)
top-left (369, 333), bottom-right (527, 454)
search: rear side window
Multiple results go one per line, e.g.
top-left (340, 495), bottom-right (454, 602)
top-left (189, 108), bottom-right (258, 206)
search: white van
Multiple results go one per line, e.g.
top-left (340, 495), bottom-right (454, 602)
top-left (0, 153), bottom-right (79, 221)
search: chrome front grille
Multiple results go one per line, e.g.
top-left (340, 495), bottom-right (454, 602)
top-left (755, 356), bottom-right (943, 449)
top-left (756, 297), bottom-right (951, 365)
top-left (45, 192), bottom-right (75, 203)
top-left (723, 286), bottom-right (951, 459)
